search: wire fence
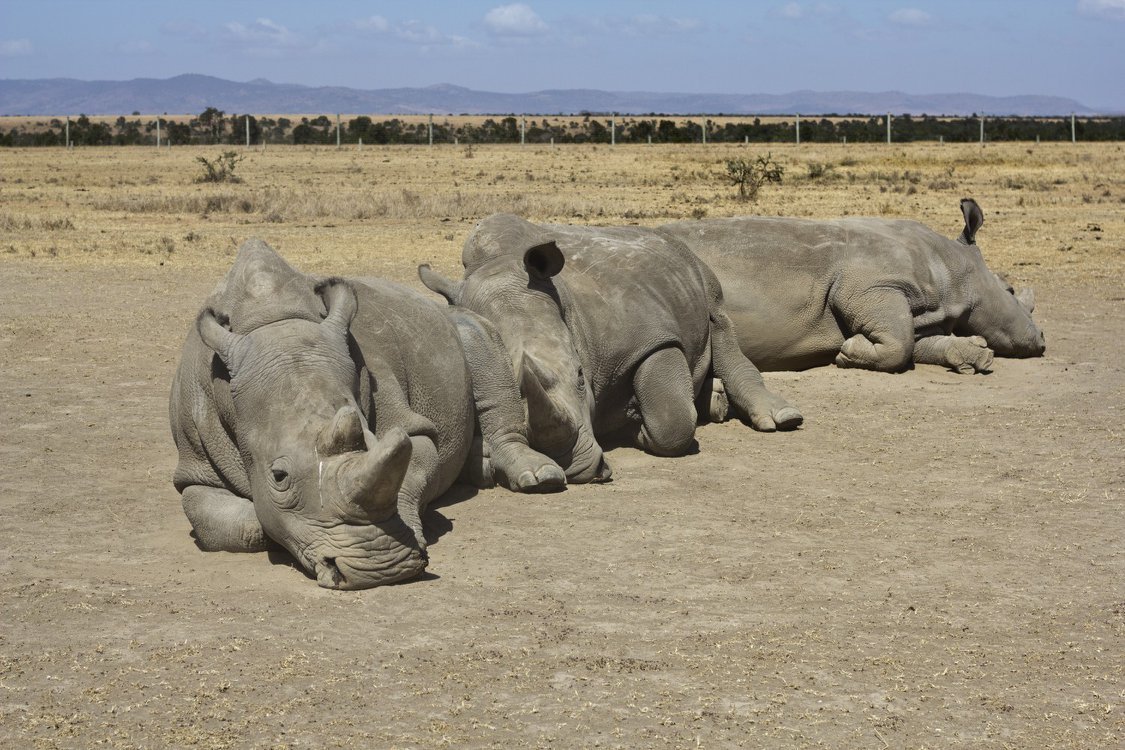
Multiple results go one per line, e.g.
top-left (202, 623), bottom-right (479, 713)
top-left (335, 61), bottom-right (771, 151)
top-left (3, 112), bottom-right (1122, 147)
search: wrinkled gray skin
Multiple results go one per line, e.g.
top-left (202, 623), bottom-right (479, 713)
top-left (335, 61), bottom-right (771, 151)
top-left (660, 199), bottom-right (1044, 374)
top-left (419, 214), bottom-right (802, 480)
top-left (170, 240), bottom-right (564, 590)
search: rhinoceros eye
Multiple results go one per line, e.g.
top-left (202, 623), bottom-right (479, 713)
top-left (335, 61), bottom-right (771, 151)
top-left (576, 366), bottom-right (586, 393)
top-left (268, 458), bottom-right (294, 500)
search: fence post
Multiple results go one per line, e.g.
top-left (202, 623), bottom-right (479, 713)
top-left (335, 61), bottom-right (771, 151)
top-left (429, 114), bottom-right (434, 146)
top-left (796, 113), bottom-right (800, 145)
top-left (980, 115), bottom-right (984, 145)
top-left (155, 117), bottom-right (160, 148)
top-left (610, 114), bottom-right (615, 146)
top-left (701, 118), bottom-right (706, 145)
top-left (521, 116), bottom-right (526, 145)
top-left (65, 116), bottom-right (69, 148)
top-left (246, 115), bottom-right (250, 147)
top-left (886, 113), bottom-right (892, 144)
top-left (1071, 113), bottom-right (1076, 143)
top-left (336, 114), bottom-right (341, 148)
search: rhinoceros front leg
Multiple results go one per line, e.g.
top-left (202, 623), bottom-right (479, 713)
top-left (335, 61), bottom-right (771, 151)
top-left (181, 485), bottom-right (271, 553)
top-left (833, 289), bottom-right (915, 372)
top-left (631, 346), bottom-right (698, 456)
top-left (913, 335), bottom-right (995, 374)
top-left (450, 309), bottom-right (566, 493)
top-left (708, 309), bottom-right (803, 431)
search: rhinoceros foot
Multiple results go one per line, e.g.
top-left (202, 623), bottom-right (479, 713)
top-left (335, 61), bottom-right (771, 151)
top-left (491, 442), bottom-right (567, 493)
top-left (749, 405), bottom-right (804, 432)
top-left (950, 336), bottom-right (995, 374)
top-left (707, 378), bottom-right (730, 423)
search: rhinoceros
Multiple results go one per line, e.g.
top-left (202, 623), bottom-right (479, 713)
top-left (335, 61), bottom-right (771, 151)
top-left (659, 199), bottom-right (1044, 374)
top-left (169, 240), bottom-right (564, 589)
top-left (418, 214), bottom-right (802, 480)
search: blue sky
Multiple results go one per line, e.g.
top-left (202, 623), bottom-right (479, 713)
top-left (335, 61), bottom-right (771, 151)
top-left (1, 1), bottom-right (1123, 109)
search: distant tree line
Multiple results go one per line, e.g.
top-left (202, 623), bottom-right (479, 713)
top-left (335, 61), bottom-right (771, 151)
top-left (2, 108), bottom-right (1123, 146)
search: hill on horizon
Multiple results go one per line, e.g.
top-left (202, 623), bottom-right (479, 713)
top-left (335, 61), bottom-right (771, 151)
top-left (0, 75), bottom-right (1103, 117)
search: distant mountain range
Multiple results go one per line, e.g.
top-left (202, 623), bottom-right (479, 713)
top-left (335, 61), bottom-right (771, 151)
top-left (0, 74), bottom-right (1102, 117)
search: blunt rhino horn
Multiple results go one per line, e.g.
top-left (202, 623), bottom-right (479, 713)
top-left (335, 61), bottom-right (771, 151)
top-left (317, 406), bottom-right (366, 457)
top-left (339, 427), bottom-right (413, 522)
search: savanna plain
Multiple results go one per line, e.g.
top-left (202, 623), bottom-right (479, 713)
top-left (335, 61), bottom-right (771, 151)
top-left (0, 140), bottom-right (1122, 748)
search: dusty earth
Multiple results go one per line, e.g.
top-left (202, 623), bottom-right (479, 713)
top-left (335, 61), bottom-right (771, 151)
top-left (0, 142), bottom-right (1122, 748)
top-left (0, 261), bottom-right (1120, 749)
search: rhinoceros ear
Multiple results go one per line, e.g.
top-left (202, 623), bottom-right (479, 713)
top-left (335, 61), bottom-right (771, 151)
top-left (524, 241), bottom-right (565, 281)
top-left (959, 198), bottom-right (984, 245)
top-left (418, 264), bottom-right (464, 305)
top-left (315, 278), bottom-right (358, 334)
top-left (1016, 287), bottom-right (1036, 314)
top-left (197, 308), bottom-right (244, 372)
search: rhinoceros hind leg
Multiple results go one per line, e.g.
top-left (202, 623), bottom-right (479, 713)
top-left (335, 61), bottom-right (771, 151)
top-left (835, 332), bottom-right (913, 372)
top-left (913, 334), bottom-right (994, 374)
top-left (181, 485), bottom-right (270, 553)
top-left (832, 290), bottom-right (914, 372)
top-left (632, 347), bottom-right (698, 456)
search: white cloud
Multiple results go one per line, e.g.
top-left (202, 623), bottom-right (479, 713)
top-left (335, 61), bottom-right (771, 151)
top-left (353, 16), bottom-right (390, 33)
top-left (1078, 0), bottom-right (1125, 20)
top-left (889, 8), bottom-right (933, 26)
top-left (0, 38), bottom-right (33, 57)
top-left (224, 18), bottom-right (300, 46)
top-left (484, 4), bottom-right (548, 36)
top-left (348, 15), bottom-right (476, 48)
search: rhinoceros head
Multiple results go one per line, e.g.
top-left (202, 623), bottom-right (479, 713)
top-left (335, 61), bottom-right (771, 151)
top-left (419, 242), bottom-right (611, 484)
top-left (957, 198), bottom-right (1046, 358)
top-left (200, 244), bottom-right (424, 589)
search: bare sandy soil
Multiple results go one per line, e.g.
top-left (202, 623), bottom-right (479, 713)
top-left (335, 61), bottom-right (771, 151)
top-left (0, 143), bottom-right (1122, 748)
top-left (0, 262), bottom-right (1120, 748)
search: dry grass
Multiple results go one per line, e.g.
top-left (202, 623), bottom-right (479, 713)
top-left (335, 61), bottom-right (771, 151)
top-left (0, 141), bottom-right (1121, 284)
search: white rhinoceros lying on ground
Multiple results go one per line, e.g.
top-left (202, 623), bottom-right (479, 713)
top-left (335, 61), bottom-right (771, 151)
top-left (659, 199), bottom-right (1044, 374)
top-left (170, 240), bottom-right (564, 589)
top-left (419, 214), bottom-right (802, 481)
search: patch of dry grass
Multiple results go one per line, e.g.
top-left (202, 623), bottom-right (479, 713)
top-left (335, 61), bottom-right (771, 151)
top-left (0, 142), bottom-right (1121, 284)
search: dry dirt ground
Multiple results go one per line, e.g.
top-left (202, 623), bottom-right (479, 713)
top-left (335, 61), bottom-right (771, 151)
top-left (0, 143), bottom-right (1122, 748)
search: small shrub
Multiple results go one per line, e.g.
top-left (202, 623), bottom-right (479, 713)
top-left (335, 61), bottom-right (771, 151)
top-left (806, 162), bottom-right (834, 180)
top-left (724, 153), bottom-right (784, 201)
top-left (195, 151), bottom-right (245, 183)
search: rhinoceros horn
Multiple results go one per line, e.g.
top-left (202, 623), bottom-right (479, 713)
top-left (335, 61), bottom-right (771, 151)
top-left (518, 352), bottom-right (573, 448)
top-left (320, 407), bottom-right (413, 522)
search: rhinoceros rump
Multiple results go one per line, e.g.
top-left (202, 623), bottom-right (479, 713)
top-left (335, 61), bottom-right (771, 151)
top-left (170, 240), bottom-right (564, 589)
top-left (420, 214), bottom-right (801, 478)
top-left (660, 199), bottom-right (1045, 374)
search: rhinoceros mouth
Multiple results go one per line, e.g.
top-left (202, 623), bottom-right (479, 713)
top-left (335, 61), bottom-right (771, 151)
top-left (303, 515), bottom-right (427, 590)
